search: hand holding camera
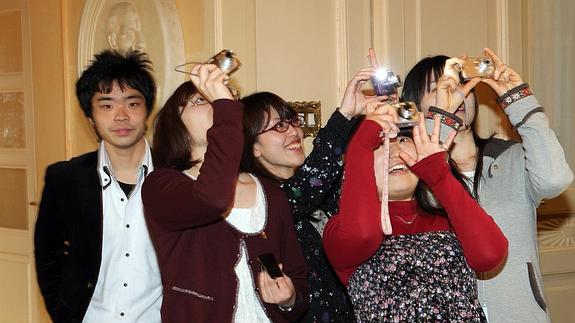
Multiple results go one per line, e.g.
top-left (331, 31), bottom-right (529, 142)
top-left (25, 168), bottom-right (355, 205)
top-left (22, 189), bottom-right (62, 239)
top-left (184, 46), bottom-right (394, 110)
top-left (189, 63), bottom-right (234, 102)
top-left (179, 49), bottom-right (241, 102)
top-left (456, 56), bottom-right (496, 81)
top-left (339, 67), bottom-right (386, 119)
top-left (436, 58), bottom-right (481, 114)
top-left (367, 48), bottom-right (419, 128)
top-left (480, 48), bottom-right (524, 97)
top-left (368, 48), bottom-right (402, 99)
top-left (365, 101), bottom-right (400, 138)
top-left (207, 49), bottom-right (241, 75)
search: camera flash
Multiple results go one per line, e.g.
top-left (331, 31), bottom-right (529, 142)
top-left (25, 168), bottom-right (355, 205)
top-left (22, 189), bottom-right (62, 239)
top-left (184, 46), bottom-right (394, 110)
top-left (374, 68), bottom-right (388, 80)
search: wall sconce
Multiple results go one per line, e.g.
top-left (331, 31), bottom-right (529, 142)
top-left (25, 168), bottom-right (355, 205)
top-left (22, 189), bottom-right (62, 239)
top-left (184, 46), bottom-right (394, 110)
top-left (288, 101), bottom-right (321, 138)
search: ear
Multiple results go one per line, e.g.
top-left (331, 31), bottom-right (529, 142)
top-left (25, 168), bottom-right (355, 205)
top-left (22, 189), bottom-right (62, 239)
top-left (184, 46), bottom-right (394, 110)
top-left (253, 142), bottom-right (262, 158)
top-left (108, 33), bottom-right (118, 50)
top-left (88, 117), bottom-right (95, 126)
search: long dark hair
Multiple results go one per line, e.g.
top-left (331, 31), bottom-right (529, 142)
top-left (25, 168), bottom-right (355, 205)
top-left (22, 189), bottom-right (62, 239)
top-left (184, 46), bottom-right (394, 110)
top-left (240, 91), bottom-right (298, 181)
top-left (401, 55), bottom-right (487, 201)
top-left (152, 81), bottom-right (200, 170)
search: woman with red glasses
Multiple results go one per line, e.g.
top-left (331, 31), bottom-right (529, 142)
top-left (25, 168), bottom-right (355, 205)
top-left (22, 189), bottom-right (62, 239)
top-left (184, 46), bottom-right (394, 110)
top-left (239, 65), bottom-right (391, 322)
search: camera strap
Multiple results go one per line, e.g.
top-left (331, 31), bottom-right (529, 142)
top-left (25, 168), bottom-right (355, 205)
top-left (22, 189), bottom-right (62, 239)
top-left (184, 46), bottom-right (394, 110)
top-left (379, 135), bottom-right (393, 235)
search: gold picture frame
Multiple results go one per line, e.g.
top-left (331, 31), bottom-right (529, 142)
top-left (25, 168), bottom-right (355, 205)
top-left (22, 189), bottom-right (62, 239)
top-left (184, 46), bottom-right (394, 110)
top-left (288, 101), bottom-right (322, 138)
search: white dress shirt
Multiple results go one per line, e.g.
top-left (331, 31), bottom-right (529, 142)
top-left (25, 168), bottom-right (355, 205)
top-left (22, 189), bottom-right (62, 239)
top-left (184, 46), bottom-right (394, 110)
top-left (83, 140), bottom-right (162, 323)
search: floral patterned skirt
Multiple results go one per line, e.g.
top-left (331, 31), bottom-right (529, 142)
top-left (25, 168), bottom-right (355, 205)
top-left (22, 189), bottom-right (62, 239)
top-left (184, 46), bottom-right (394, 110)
top-left (348, 231), bottom-right (486, 322)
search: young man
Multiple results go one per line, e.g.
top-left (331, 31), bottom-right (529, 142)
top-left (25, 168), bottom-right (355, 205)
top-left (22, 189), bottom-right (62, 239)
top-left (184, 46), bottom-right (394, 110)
top-left (34, 50), bottom-right (161, 323)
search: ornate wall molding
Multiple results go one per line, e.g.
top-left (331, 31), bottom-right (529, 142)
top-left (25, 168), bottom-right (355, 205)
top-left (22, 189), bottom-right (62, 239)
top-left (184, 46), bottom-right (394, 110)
top-left (77, 0), bottom-right (185, 107)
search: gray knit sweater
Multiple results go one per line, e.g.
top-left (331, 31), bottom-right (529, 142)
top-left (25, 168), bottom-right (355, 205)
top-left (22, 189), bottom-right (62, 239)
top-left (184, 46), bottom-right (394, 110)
top-left (475, 85), bottom-right (573, 322)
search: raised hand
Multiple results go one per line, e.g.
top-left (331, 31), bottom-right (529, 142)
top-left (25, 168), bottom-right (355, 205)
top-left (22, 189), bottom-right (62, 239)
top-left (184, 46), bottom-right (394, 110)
top-left (189, 63), bottom-right (234, 102)
top-left (481, 47), bottom-right (524, 97)
top-left (339, 67), bottom-right (392, 118)
top-left (365, 101), bottom-right (400, 138)
top-left (435, 58), bottom-right (481, 113)
top-left (367, 48), bottom-right (399, 103)
top-left (399, 116), bottom-right (456, 167)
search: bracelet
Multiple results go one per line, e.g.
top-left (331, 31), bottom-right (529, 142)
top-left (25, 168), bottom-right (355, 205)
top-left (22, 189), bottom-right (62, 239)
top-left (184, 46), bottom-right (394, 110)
top-left (425, 106), bottom-right (463, 131)
top-left (497, 83), bottom-right (533, 109)
top-left (278, 303), bottom-right (294, 312)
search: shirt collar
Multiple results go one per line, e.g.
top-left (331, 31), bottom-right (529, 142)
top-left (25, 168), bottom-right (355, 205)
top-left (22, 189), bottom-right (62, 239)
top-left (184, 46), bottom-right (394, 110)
top-left (97, 139), bottom-right (153, 189)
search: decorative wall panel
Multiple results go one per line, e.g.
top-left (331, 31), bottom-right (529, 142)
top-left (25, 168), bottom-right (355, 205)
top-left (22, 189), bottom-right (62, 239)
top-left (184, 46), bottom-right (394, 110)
top-left (0, 10), bottom-right (22, 74)
top-left (0, 92), bottom-right (25, 148)
top-left (0, 168), bottom-right (27, 230)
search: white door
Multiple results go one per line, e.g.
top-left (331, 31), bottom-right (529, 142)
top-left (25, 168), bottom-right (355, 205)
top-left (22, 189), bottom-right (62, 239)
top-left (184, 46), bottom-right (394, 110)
top-left (0, 0), bottom-right (44, 322)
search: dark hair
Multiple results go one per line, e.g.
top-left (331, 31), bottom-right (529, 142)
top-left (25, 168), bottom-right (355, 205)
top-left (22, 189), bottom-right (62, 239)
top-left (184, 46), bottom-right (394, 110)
top-left (401, 55), bottom-right (450, 110)
top-left (152, 81), bottom-right (200, 170)
top-left (76, 49), bottom-right (156, 118)
top-left (401, 55), bottom-right (486, 201)
top-left (239, 91), bottom-right (298, 180)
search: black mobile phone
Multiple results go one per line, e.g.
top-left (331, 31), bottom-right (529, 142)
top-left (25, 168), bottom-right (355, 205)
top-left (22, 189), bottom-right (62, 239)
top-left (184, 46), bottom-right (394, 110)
top-left (257, 253), bottom-right (283, 279)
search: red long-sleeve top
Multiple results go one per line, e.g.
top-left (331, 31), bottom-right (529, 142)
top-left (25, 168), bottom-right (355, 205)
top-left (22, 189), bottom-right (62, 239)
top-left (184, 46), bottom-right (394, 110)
top-left (323, 120), bottom-right (508, 286)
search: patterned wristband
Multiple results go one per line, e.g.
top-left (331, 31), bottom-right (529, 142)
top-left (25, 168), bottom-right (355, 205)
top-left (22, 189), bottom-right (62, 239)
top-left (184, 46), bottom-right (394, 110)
top-left (497, 83), bottom-right (533, 109)
top-left (426, 106), bottom-right (463, 131)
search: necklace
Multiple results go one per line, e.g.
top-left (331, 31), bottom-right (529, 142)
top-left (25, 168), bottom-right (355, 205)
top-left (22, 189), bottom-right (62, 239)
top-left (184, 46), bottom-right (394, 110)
top-left (394, 214), bottom-right (418, 225)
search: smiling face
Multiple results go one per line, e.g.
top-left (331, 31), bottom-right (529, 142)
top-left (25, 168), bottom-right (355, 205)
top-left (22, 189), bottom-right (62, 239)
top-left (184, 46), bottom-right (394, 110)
top-left (374, 135), bottom-right (419, 201)
top-left (252, 108), bottom-right (305, 179)
top-left (90, 82), bottom-right (148, 152)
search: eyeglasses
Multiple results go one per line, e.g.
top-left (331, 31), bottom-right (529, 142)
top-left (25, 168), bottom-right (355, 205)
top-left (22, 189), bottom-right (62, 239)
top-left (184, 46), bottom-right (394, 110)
top-left (188, 95), bottom-right (209, 106)
top-left (185, 87), bottom-right (240, 109)
top-left (257, 115), bottom-right (305, 135)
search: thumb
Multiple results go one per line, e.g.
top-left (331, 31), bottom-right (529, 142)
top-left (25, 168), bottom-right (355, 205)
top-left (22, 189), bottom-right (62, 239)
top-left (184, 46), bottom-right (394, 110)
top-left (399, 151), bottom-right (417, 167)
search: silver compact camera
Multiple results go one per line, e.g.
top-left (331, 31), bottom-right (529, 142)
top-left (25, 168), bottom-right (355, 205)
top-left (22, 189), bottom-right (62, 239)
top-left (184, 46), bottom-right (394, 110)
top-left (174, 49), bottom-right (241, 76)
top-left (457, 57), bottom-right (495, 81)
top-left (207, 49), bottom-right (241, 75)
top-left (394, 102), bottom-right (419, 128)
top-left (372, 69), bottom-right (402, 96)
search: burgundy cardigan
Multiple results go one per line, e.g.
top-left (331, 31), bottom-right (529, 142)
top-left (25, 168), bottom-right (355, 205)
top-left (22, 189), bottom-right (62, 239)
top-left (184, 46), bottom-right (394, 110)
top-left (142, 99), bottom-right (308, 322)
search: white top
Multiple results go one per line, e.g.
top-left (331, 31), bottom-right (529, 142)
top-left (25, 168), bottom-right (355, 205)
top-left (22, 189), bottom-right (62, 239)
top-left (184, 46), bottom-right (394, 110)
top-left (83, 140), bottom-right (162, 323)
top-left (227, 175), bottom-right (271, 323)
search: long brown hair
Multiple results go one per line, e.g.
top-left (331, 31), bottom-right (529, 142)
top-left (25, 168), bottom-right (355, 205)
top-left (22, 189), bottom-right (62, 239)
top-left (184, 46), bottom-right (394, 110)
top-left (152, 81), bottom-right (200, 170)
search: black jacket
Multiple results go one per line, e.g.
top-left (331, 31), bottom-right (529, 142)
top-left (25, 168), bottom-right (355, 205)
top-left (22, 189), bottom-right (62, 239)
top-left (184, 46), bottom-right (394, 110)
top-left (34, 151), bottom-right (102, 323)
